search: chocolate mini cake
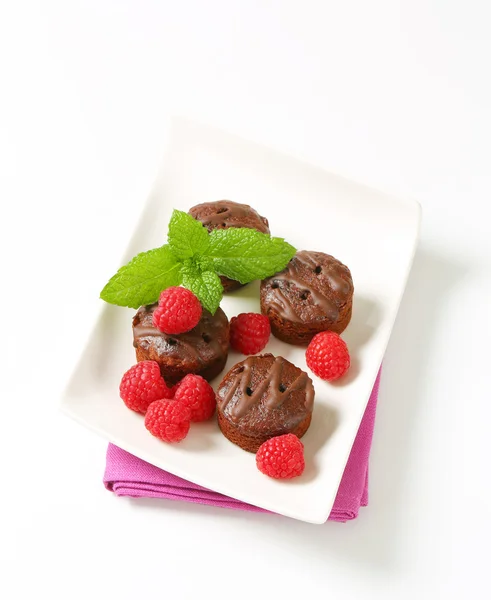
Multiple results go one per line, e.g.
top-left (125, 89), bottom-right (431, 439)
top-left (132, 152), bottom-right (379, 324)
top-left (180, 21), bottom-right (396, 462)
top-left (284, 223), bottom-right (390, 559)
top-left (133, 304), bottom-right (229, 384)
top-left (189, 200), bottom-right (270, 292)
top-left (260, 250), bottom-right (353, 345)
top-left (216, 354), bottom-right (314, 453)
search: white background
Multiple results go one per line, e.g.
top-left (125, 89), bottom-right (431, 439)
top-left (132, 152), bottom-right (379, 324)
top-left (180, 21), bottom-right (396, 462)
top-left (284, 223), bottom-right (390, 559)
top-left (1, 1), bottom-right (490, 598)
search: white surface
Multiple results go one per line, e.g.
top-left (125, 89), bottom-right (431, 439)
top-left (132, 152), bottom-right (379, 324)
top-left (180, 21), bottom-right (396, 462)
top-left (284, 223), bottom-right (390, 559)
top-left (62, 118), bottom-right (420, 523)
top-left (1, 0), bottom-right (490, 597)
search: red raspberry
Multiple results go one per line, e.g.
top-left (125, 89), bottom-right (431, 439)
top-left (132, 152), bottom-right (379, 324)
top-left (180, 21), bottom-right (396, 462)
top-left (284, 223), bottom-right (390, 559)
top-left (306, 331), bottom-right (350, 381)
top-left (256, 434), bottom-right (305, 479)
top-left (173, 374), bottom-right (216, 422)
top-left (152, 287), bottom-right (202, 334)
top-left (119, 361), bottom-right (172, 414)
top-left (144, 399), bottom-right (191, 442)
top-left (230, 313), bottom-right (271, 355)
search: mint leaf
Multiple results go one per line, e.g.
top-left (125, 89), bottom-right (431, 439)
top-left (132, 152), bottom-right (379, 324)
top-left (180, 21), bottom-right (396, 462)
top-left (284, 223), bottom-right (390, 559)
top-left (204, 229), bottom-right (296, 283)
top-left (100, 245), bottom-right (182, 308)
top-left (168, 209), bottom-right (209, 260)
top-left (181, 264), bottom-right (223, 314)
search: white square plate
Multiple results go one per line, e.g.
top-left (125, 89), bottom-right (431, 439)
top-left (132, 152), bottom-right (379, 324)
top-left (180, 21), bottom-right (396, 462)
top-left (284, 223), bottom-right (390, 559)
top-left (62, 118), bottom-right (420, 524)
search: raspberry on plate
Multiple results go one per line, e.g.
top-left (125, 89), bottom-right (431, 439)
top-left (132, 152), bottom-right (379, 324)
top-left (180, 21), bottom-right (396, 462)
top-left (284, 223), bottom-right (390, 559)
top-left (229, 312), bottom-right (271, 355)
top-left (144, 399), bottom-right (191, 443)
top-left (173, 374), bottom-right (216, 422)
top-left (256, 434), bottom-right (305, 479)
top-left (305, 331), bottom-right (350, 381)
top-left (119, 361), bottom-right (172, 414)
top-left (152, 286), bottom-right (202, 334)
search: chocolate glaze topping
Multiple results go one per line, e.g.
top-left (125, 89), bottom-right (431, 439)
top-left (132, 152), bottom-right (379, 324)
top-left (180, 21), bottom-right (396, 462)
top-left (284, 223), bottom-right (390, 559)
top-left (262, 250), bottom-right (353, 324)
top-left (189, 200), bottom-right (270, 233)
top-left (133, 304), bottom-right (228, 364)
top-left (217, 354), bottom-right (314, 426)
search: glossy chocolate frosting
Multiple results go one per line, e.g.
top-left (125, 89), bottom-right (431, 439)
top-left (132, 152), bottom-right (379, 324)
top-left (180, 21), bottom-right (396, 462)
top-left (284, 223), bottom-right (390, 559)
top-left (133, 303), bottom-right (229, 366)
top-left (189, 200), bottom-right (270, 233)
top-left (217, 354), bottom-right (314, 434)
top-left (261, 250), bottom-right (353, 324)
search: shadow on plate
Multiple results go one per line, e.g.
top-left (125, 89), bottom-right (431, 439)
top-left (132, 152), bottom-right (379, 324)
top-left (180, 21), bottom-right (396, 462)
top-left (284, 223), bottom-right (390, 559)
top-left (293, 403), bottom-right (339, 483)
top-left (343, 295), bottom-right (381, 352)
top-left (179, 421), bottom-right (218, 452)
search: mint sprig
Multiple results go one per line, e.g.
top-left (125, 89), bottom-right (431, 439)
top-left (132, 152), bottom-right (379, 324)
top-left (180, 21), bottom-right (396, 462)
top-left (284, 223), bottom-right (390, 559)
top-left (168, 209), bottom-right (209, 259)
top-left (100, 209), bottom-right (296, 313)
top-left (204, 228), bottom-right (296, 283)
top-left (181, 263), bottom-right (222, 314)
top-left (100, 245), bottom-right (182, 309)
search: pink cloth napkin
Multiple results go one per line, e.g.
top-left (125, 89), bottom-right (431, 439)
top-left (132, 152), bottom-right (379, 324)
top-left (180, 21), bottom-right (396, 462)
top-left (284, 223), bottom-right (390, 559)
top-left (104, 371), bottom-right (381, 522)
